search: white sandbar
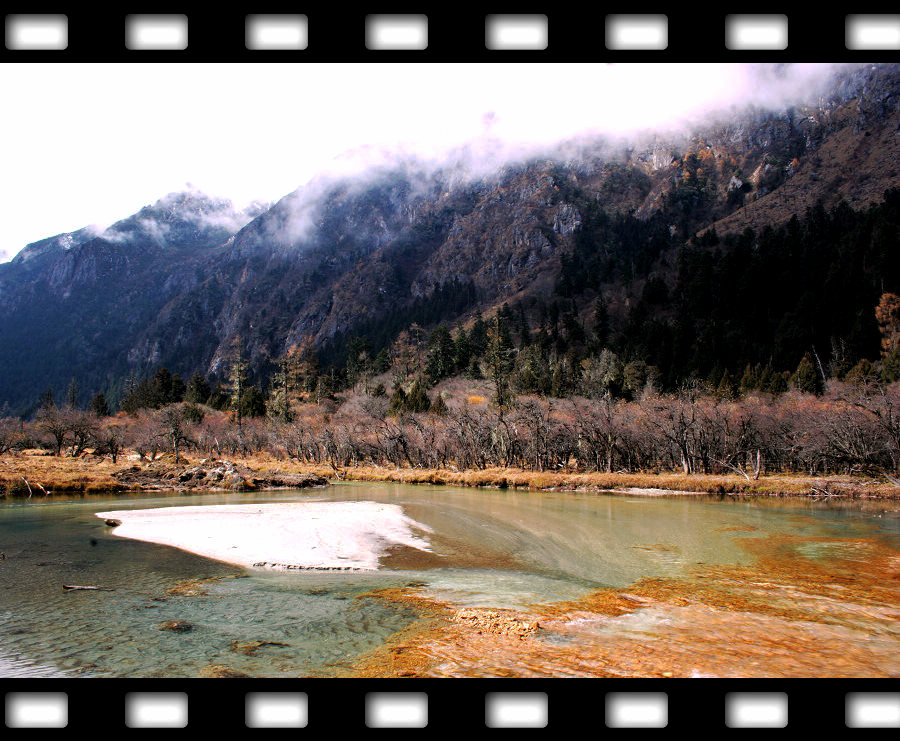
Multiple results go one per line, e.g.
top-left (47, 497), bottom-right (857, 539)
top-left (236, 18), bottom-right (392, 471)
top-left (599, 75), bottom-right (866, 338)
top-left (95, 501), bottom-right (433, 571)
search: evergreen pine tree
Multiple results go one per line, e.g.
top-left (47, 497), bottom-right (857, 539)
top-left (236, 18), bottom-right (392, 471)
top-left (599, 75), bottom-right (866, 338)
top-left (39, 387), bottom-right (55, 410)
top-left (184, 373), bottom-right (211, 405)
top-left (431, 393), bottom-right (449, 416)
top-left (388, 383), bottom-right (407, 415)
top-left (268, 358), bottom-right (293, 422)
top-left (228, 344), bottom-right (249, 434)
top-left (791, 354), bottom-right (823, 395)
top-left (453, 324), bottom-right (472, 372)
top-left (89, 392), bottom-right (110, 418)
top-left (593, 297), bottom-right (609, 348)
top-left (405, 376), bottom-right (432, 413)
top-left (65, 378), bottom-right (79, 409)
top-left (516, 304), bottom-right (530, 348)
top-left (425, 325), bottom-right (455, 383)
top-left (486, 314), bottom-right (516, 407)
top-left (469, 312), bottom-right (489, 357)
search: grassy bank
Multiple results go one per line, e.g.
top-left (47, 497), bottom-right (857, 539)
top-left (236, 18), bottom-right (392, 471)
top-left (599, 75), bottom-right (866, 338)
top-left (277, 462), bottom-right (900, 499)
top-left (3, 449), bottom-right (899, 500)
top-left (0, 450), bottom-right (124, 496)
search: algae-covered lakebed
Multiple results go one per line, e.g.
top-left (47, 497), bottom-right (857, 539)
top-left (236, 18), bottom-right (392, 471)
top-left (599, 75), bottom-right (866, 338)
top-left (0, 483), bottom-right (897, 678)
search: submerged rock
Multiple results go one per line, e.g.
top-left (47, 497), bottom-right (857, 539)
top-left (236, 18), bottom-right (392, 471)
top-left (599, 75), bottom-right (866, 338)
top-left (159, 620), bottom-right (194, 633)
top-left (199, 665), bottom-right (251, 678)
top-left (229, 639), bottom-right (290, 656)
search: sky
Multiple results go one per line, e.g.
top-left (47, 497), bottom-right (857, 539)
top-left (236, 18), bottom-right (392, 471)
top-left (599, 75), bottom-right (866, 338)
top-left (0, 63), bottom-right (845, 262)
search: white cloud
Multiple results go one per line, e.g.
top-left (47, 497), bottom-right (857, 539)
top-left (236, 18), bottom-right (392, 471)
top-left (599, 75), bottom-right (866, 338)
top-left (0, 62), bottom-right (849, 262)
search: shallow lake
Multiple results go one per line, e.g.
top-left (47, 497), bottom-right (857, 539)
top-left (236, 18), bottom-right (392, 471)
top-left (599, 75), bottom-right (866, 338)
top-left (0, 483), bottom-right (897, 677)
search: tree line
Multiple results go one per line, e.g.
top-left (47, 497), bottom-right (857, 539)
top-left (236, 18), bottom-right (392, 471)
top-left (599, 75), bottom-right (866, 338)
top-left (3, 378), bottom-right (898, 482)
top-left (3, 272), bottom-right (900, 479)
top-left (558, 189), bottom-right (900, 390)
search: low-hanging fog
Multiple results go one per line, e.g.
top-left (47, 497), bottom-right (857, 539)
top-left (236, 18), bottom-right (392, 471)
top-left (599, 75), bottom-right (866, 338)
top-left (0, 62), bottom-right (856, 262)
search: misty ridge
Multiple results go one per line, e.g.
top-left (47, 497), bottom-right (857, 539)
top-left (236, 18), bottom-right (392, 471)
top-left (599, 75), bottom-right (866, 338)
top-left (10, 62), bottom-right (865, 261)
top-left (93, 191), bottom-right (271, 248)
top-left (221, 62), bottom-right (866, 252)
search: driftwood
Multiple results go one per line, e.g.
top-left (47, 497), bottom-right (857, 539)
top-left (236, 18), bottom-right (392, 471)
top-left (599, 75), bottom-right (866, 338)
top-left (62, 584), bottom-right (114, 591)
top-left (20, 478), bottom-right (48, 498)
top-left (809, 486), bottom-right (845, 500)
top-left (713, 450), bottom-right (763, 483)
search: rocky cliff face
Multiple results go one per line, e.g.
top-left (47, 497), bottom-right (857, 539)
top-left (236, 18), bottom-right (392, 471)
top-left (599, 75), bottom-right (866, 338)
top-left (1, 63), bottom-right (897, 413)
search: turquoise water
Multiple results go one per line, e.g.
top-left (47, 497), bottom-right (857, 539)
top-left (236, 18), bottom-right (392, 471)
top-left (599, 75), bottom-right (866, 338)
top-left (0, 483), bottom-right (897, 677)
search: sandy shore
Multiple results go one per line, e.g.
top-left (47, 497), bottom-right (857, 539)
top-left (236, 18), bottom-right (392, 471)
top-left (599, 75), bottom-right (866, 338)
top-left (95, 501), bottom-right (433, 571)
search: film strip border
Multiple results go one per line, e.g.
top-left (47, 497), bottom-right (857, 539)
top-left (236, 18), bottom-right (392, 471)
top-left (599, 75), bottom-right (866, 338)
top-left (3, 679), bottom-right (900, 731)
top-left (2, 11), bottom-right (900, 61)
top-left (3, 9), bottom-right (899, 736)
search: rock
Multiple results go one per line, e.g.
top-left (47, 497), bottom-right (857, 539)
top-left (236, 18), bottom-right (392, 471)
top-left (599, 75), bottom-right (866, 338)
top-left (111, 460), bottom-right (328, 492)
top-left (225, 474), bottom-right (247, 491)
top-left (165, 577), bottom-right (217, 597)
top-left (199, 665), bottom-right (251, 678)
top-left (452, 608), bottom-right (539, 638)
top-left (104, 518), bottom-right (122, 527)
top-left (159, 620), bottom-right (194, 633)
top-left (250, 472), bottom-right (329, 489)
top-left (229, 640), bottom-right (289, 656)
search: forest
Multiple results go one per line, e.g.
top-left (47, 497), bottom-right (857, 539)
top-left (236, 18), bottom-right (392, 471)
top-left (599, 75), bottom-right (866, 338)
top-left (1, 191), bottom-right (899, 487)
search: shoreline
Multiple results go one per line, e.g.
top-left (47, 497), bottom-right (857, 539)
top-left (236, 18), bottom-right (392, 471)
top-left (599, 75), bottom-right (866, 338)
top-left (2, 450), bottom-right (900, 502)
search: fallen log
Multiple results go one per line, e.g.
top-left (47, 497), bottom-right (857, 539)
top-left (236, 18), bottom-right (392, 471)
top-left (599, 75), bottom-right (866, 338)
top-left (62, 584), bottom-right (114, 591)
top-left (809, 486), bottom-right (845, 499)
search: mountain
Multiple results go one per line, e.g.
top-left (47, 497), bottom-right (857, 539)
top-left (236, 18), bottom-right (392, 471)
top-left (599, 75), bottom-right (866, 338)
top-left (1, 63), bottom-right (898, 414)
top-left (0, 192), bottom-right (264, 411)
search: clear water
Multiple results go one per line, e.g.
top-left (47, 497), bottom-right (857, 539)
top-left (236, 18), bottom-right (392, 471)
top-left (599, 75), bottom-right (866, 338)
top-left (0, 483), bottom-right (897, 677)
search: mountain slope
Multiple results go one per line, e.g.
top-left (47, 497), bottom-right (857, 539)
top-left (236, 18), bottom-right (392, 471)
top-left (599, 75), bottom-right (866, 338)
top-left (0, 63), bottom-right (898, 414)
top-left (0, 193), bottom-right (261, 411)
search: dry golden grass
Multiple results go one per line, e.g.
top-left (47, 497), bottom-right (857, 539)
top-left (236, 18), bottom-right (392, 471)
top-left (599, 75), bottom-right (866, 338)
top-left (235, 455), bottom-right (900, 499)
top-left (0, 449), bottom-right (125, 495)
top-left (2, 449), bottom-right (899, 499)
